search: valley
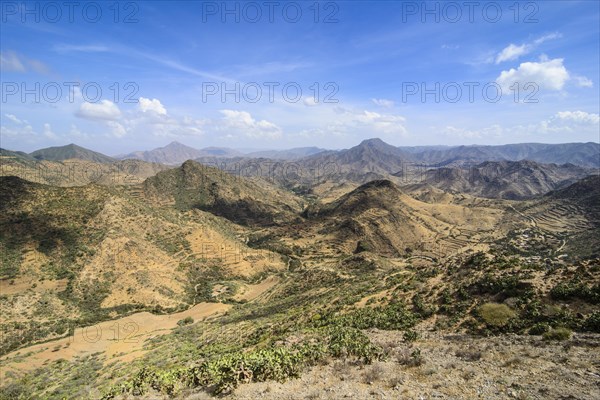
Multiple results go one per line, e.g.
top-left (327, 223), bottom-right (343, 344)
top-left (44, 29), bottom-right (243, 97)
top-left (0, 139), bottom-right (598, 399)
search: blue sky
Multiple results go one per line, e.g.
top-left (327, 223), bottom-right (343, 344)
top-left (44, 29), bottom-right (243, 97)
top-left (1, 0), bottom-right (599, 154)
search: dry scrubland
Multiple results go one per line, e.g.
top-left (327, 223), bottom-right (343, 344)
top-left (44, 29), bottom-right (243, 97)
top-left (0, 146), bottom-right (599, 399)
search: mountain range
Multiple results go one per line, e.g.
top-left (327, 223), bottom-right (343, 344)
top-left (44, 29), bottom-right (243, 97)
top-left (5, 140), bottom-right (598, 168)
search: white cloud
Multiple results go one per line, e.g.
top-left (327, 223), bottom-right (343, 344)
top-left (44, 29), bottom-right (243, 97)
top-left (445, 111), bottom-right (598, 140)
top-left (4, 114), bottom-right (28, 125)
top-left (107, 121), bottom-right (127, 138)
top-left (574, 76), bottom-right (593, 88)
top-left (0, 51), bottom-right (50, 74)
top-left (555, 111), bottom-right (599, 124)
top-left (533, 33), bottom-right (562, 45)
top-left (371, 98), bottom-right (395, 108)
top-left (495, 44), bottom-right (528, 64)
top-left (218, 110), bottom-right (282, 139)
top-left (495, 33), bottom-right (561, 64)
top-left (53, 44), bottom-right (111, 53)
top-left (43, 123), bottom-right (58, 139)
top-left (496, 57), bottom-right (570, 91)
top-left (353, 110), bottom-right (406, 135)
top-left (139, 97), bottom-right (167, 115)
top-left (299, 107), bottom-right (407, 139)
top-left (303, 97), bottom-right (318, 107)
top-left (76, 100), bottom-right (122, 121)
top-left (444, 125), bottom-right (503, 139)
top-left (0, 51), bottom-right (25, 72)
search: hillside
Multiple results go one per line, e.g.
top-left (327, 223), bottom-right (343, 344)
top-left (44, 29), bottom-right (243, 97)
top-left (30, 144), bottom-right (115, 164)
top-left (0, 175), bottom-right (286, 357)
top-left (142, 160), bottom-right (304, 226)
top-left (0, 141), bottom-right (598, 400)
top-left (407, 160), bottom-right (593, 199)
top-left (0, 156), bottom-right (172, 187)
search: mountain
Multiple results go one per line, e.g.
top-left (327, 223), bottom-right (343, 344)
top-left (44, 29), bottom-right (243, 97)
top-left (201, 146), bottom-right (243, 157)
top-left (29, 144), bottom-right (115, 164)
top-left (405, 160), bottom-right (594, 199)
top-left (303, 180), bottom-right (438, 257)
top-left (547, 175), bottom-right (600, 214)
top-left (245, 147), bottom-right (326, 160)
top-left (286, 138), bottom-right (415, 185)
top-left (118, 142), bottom-right (241, 165)
top-left (0, 148), bottom-right (35, 162)
top-left (412, 142), bottom-right (600, 168)
top-left (142, 160), bottom-right (304, 226)
top-left (0, 154), bottom-right (172, 187)
top-left (118, 141), bottom-right (205, 165)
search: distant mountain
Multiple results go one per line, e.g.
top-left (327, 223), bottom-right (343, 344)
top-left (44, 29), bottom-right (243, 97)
top-left (118, 142), bottom-right (241, 165)
top-left (413, 142), bottom-right (600, 168)
top-left (201, 146), bottom-right (243, 157)
top-left (118, 141), bottom-right (204, 165)
top-left (294, 138), bottom-right (415, 184)
top-left (30, 144), bottom-right (115, 164)
top-left (405, 160), bottom-right (594, 199)
top-left (245, 147), bottom-right (326, 160)
top-left (0, 148), bottom-right (35, 162)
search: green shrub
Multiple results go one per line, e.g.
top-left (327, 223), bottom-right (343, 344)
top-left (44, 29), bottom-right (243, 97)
top-left (177, 316), bottom-right (194, 326)
top-left (528, 322), bottom-right (550, 335)
top-left (582, 311), bottom-right (600, 332)
top-left (542, 327), bottom-right (572, 341)
top-left (403, 330), bottom-right (419, 342)
top-left (550, 281), bottom-right (600, 304)
top-left (478, 303), bottom-right (516, 327)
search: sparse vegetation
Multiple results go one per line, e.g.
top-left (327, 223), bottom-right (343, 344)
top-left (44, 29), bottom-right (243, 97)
top-left (478, 303), bottom-right (516, 328)
top-left (543, 327), bottom-right (572, 341)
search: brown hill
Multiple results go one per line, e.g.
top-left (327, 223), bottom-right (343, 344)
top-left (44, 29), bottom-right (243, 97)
top-left (408, 160), bottom-right (593, 199)
top-left (143, 160), bottom-right (303, 226)
top-left (0, 156), bottom-right (172, 187)
top-left (0, 176), bottom-right (285, 355)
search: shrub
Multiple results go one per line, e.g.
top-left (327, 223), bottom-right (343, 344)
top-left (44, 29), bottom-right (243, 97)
top-left (528, 322), bottom-right (550, 335)
top-left (478, 303), bottom-right (516, 327)
top-left (550, 281), bottom-right (600, 304)
top-left (177, 316), bottom-right (194, 326)
top-left (455, 348), bottom-right (482, 362)
top-left (582, 311), bottom-right (600, 332)
top-left (542, 327), bottom-right (572, 341)
top-left (395, 348), bottom-right (423, 367)
top-left (403, 330), bottom-right (419, 342)
top-left (363, 364), bottom-right (384, 383)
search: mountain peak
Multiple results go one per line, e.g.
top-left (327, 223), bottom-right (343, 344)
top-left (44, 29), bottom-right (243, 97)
top-left (165, 141), bottom-right (191, 149)
top-left (359, 138), bottom-right (388, 147)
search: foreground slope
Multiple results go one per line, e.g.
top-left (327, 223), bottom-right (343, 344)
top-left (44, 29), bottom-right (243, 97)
top-left (0, 171), bottom-right (598, 400)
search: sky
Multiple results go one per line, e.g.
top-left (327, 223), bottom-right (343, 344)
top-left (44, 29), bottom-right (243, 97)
top-left (1, 0), bottom-right (599, 155)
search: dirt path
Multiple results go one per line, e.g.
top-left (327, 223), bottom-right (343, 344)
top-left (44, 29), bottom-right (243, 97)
top-left (0, 302), bottom-right (231, 379)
